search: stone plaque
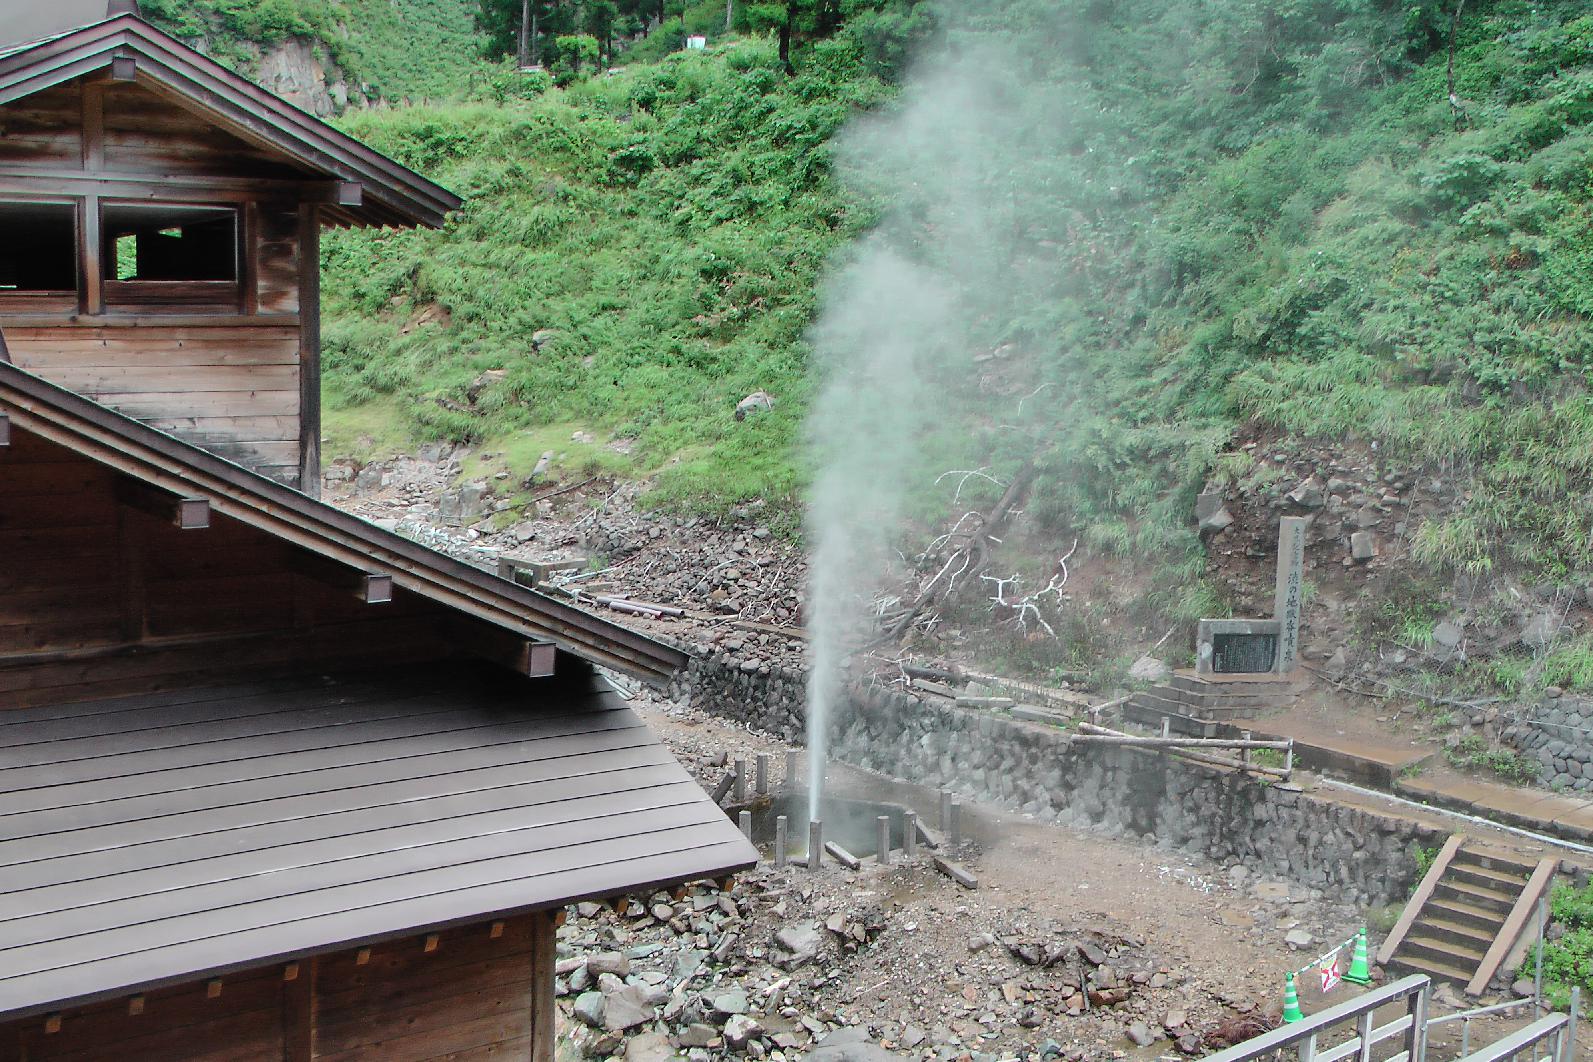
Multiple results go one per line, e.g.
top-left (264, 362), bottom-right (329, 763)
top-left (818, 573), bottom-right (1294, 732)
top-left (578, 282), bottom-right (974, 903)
top-left (1212, 632), bottom-right (1278, 674)
top-left (1272, 516), bottom-right (1308, 673)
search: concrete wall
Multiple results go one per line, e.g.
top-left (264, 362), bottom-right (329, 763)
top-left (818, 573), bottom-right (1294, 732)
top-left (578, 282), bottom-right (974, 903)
top-left (680, 653), bottom-right (1441, 907)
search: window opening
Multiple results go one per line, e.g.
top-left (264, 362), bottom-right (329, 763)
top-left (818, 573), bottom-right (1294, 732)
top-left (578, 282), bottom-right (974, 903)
top-left (0, 201), bottom-right (76, 292)
top-left (101, 203), bottom-right (238, 283)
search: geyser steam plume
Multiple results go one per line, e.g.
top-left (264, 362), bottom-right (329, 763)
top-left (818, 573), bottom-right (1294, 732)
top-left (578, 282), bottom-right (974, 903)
top-left (803, 21), bottom-right (1039, 818)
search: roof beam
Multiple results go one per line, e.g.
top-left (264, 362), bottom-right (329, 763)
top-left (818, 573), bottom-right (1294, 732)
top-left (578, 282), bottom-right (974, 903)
top-left (452, 619), bottom-right (558, 677)
top-left (115, 478), bottom-right (209, 530)
top-left (289, 549), bottom-right (393, 604)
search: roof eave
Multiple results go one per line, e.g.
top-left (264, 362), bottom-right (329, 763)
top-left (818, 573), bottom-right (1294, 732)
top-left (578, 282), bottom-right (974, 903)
top-left (0, 362), bottom-right (686, 684)
top-left (0, 16), bottom-right (462, 230)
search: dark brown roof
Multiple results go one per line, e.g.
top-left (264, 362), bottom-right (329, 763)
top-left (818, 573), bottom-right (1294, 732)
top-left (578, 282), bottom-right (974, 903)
top-left (0, 662), bottom-right (757, 1021)
top-left (0, 12), bottom-right (461, 228)
top-left (0, 360), bottom-right (688, 684)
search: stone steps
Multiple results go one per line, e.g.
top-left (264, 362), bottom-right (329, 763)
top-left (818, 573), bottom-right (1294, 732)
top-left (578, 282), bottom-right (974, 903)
top-left (1122, 669), bottom-right (1296, 733)
top-left (1382, 836), bottom-right (1559, 996)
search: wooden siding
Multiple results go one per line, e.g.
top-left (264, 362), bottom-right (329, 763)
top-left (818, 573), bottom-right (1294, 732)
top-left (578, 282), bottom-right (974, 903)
top-left (4, 325), bottom-right (303, 483)
top-left (0, 917), bottom-right (550, 1062)
top-left (0, 430), bottom-right (448, 705)
top-left (100, 82), bottom-right (310, 180)
top-left (0, 82), bottom-right (81, 167)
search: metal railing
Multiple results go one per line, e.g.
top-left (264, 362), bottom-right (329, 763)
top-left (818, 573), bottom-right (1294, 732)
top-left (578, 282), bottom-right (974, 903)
top-left (1451, 1013), bottom-right (1571, 1062)
top-left (1429, 988), bottom-right (1579, 1061)
top-left (1201, 974), bottom-right (1431, 1062)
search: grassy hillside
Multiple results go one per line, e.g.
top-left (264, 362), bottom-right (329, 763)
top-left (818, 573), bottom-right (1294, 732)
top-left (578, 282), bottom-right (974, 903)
top-left (319, 32), bottom-right (899, 512)
top-left (142, 0), bottom-right (481, 101)
top-left (153, 0), bottom-right (1593, 597)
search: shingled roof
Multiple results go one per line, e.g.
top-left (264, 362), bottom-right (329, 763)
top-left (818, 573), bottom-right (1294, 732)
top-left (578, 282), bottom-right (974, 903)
top-left (0, 662), bottom-right (757, 1022)
top-left (0, 4), bottom-right (461, 228)
top-left (0, 359), bottom-right (687, 683)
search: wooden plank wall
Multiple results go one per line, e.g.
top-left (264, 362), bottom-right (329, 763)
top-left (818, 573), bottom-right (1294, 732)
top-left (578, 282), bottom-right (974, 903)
top-left (5, 324), bottom-right (304, 483)
top-left (0, 430), bottom-right (449, 708)
top-left (0, 78), bottom-right (322, 488)
top-left (0, 916), bottom-right (553, 1062)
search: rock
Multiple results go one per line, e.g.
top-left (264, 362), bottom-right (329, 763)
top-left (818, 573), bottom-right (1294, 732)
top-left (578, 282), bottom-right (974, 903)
top-left (587, 952), bottom-right (630, 977)
top-left (712, 990), bottom-right (750, 1017)
top-left (675, 1025), bottom-right (720, 1050)
top-left (774, 921), bottom-right (823, 967)
top-left (530, 328), bottom-right (559, 349)
top-left (735, 391), bottom-right (775, 422)
top-left (1126, 1023), bottom-right (1156, 1047)
top-left (1165, 1009), bottom-right (1187, 1029)
top-left (626, 1030), bottom-right (675, 1062)
top-left (1350, 531), bottom-right (1375, 562)
top-left (1128, 655), bottom-right (1170, 683)
top-left (574, 991), bottom-right (606, 1027)
top-left (1514, 978), bottom-right (1536, 998)
top-left (1200, 508), bottom-right (1235, 536)
top-left (602, 984), bottom-right (654, 1032)
top-left (1325, 646), bottom-right (1349, 679)
top-left (1285, 929), bottom-right (1314, 949)
top-left (1195, 492), bottom-right (1225, 521)
top-left (804, 1028), bottom-right (899, 1062)
top-left (723, 1013), bottom-right (764, 1051)
top-left (679, 1024), bottom-right (720, 1048)
top-left (1521, 613), bottom-right (1562, 650)
top-left (1176, 1033), bottom-right (1203, 1055)
top-left (967, 932), bottom-right (995, 953)
top-left (1433, 620), bottom-right (1464, 649)
top-left (1287, 479), bottom-right (1325, 509)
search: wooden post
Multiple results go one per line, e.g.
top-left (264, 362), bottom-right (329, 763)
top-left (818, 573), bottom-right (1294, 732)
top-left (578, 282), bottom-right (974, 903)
top-left (298, 204), bottom-right (322, 498)
top-left (739, 809), bottom-right (752, 842)
top-left (775, 815), bottom-right (788, 869)
top-left (281, 956), bottom-right (316, 1062)
top-left (940, 790), bottom-right (952, 831)
top-left (733, 758), bottom-right (747, 803)
top-left (531, 911), bottom-right (556, 1062)
top-left (755, 753), bottom-right (769, 795)
top-left (808, 819), bottom-right (822, 871)
top-left (904, 812), bottom-right (917, 858)
top-left (877, 816), bottom-right (891, 866)
top-left (949, 803), bottom-right (963, 848)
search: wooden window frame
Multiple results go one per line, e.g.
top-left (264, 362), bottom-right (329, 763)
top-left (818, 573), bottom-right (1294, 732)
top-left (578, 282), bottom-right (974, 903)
top-left (0, 195), bottom-right (80, 314)
top-left (100, 199), bottom-right (245, 315)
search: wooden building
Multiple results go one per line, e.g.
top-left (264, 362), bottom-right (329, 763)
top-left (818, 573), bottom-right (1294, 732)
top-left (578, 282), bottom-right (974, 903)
top-left (0, 0), bottom-right (460, 492)
top-left (0, 5), bottom-right (758, 1060)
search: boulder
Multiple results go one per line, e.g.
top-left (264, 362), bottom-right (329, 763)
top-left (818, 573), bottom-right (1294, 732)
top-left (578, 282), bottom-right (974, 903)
top-left (602, 984), bottom-right (655, 1032)
top-left (723, 1013), bottom-right (764, 1051)
top-left (573, 991), bottom-right (606, 1028)
top-left (1128, 656), bottom-right (1170, 683)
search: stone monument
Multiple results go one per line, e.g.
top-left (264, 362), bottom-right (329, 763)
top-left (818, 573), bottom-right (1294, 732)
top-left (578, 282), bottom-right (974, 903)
top-left (1195, 516), bottom-right (1307, 676)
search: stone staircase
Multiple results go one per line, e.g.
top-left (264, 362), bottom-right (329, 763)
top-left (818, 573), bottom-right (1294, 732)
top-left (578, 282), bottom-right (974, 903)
top-left (1125, 669), bottom-right (1296, 736)
top-left (1379, 836), bottom-right (1560, 996)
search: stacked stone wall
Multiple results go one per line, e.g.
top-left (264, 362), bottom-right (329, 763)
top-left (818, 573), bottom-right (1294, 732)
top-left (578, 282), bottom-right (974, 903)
top-left (679, 654), bottom-right (1441, 907)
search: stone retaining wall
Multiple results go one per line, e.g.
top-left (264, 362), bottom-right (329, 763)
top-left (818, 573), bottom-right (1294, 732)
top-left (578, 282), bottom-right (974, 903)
top-left (1507, 692), bottom-right (1593, 791)
top-left (679, 654), bottom-right (1441, 907)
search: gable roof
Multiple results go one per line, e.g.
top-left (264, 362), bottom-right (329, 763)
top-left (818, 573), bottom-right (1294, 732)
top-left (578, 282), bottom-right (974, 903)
top-left (0, 359), bottom-right (687, 684)
top-left (0, 661), bottom-right (757, 1022)
top-left (0, 10), bottom-right (461, 228)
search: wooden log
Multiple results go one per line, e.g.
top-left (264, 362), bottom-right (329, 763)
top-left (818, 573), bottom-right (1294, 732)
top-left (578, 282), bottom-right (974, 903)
top-left (933, 856), bottom-right (979, 889)
top-left (710, 772), bottom-right (735, 805)
top-left (824, 841), bottom-right (861, 870)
